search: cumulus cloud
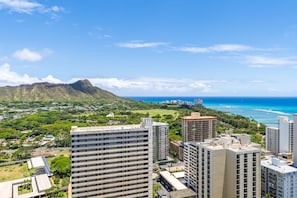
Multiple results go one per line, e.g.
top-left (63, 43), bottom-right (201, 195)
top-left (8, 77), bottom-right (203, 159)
top-left (69, 77), bottom-right (221, 96)
top-left (116, 41), bottom-right (167, 48)
top-left (0, 0), bottom-right (42, 14)
top-left (178, 44), bottom-right (253, 53)
top-left (0, 63), bottom-right (60, 85)
top-left (0, 0), bottom-right (64, 16)
top-left (13, 48), bottom-right (42, 62)
top-left (246, 55), bottom-right (297, 67)
top-left (41, 75), bottom-right (62, 84)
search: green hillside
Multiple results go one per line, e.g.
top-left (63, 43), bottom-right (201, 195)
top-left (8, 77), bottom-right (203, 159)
top-left (0, 79), bottom-right (122, 102)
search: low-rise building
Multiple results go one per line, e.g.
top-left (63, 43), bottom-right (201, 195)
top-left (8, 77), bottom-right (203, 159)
top-left (170, 140), bottom-right (184, 161)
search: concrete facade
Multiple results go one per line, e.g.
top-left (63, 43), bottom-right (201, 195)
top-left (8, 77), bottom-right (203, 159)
top-left (294, 114), bottom-right (297, 167)
top-left (181, 112), bottom-right (216, 144)
top-left (261, 158), bottom-right (297, 198)
top-left (70, 119), bottom-right (153, 198)
top-left (184, 136), bottom-right (261, 198)
top-left (266, 126), bottom-right (279, 155)
top-left (153, 122), bottom-right (169, 162)
top-left (278, 116), bottom-right (294, 154)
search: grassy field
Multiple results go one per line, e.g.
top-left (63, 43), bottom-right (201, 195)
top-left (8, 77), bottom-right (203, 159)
top-left (0, 163), bottom-right (29, 182)
top-left (132, 109), bottom-right (179, 119)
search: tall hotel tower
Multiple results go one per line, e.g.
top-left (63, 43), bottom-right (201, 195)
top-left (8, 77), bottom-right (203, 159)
top-left (265, 126), bottom-right (279, 155)
top-left (70, 118), bottom-right (153, 198)
top-left (181, 112), bottom-right (216, 144)
top-left (184, 135), bottom-right (261, 198)
top-left (152, 122), bottom-right (169, 162)
top-left (293, 114), bottom-right (297, 167)
top-left (278, 116), bottom-right (294, 153)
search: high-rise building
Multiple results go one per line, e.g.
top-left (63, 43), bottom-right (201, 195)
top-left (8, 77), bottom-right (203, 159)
top-left (261, 157), bottom-right (297, 198)
top-left (265, 126), bottom-right (279, 155)
top-left (181, 112), bottom-right (216, 144)
top-left (70, 118), bottom-right (153, 198)
top-left (153, 121), bottom-right (169, 162)
top-left (294, 114), bottom-right (297, 167)
top-left (278, 116), bottom-right (294, 153)
top-left (184, 135), bottom-right (261, 198)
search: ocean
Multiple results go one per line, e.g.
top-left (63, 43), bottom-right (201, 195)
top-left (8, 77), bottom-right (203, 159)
top-left (127, 97), bottom-right (297, 127)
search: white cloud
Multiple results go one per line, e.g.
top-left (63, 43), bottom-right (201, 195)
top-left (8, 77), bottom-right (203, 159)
top-left (0, 0), bottom-right (63, 16)
top-left (0, 63), bottom-right (60, 85)
top-left (50, 5), bottom-right (63, 12)
top-left (41, 75), bottom-right (62, 84)
top-left (13, 48), bottom-right (42, 62)
top-left (70, 77), bottom-right (221, 96)
top-left (116, 41), bottom-right (167, 48)
top-left (0, 0), bottom-right (43, 14)
top-left (0, 63), bottom-right (39, 85)
top-left (178, 44), bottom-right (253, 53)
top-left (246, 55), bottom-right (297, 67)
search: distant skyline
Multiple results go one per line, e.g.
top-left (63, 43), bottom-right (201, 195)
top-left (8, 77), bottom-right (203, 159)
top-left (1, 0), bottom-right (297, 96)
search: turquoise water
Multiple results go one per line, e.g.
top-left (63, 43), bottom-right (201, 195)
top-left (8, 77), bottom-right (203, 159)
top-left (127, 97), bottom-right (297, 126)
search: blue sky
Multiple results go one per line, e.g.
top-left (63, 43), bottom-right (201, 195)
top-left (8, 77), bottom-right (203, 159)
top-left (1, 0), bottom-right (297, 96)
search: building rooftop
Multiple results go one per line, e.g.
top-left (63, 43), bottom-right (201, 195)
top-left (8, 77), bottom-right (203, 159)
top-left (261, 158), bottom-right (297, 174)
top-left (266, 126), bottom-right (279, 130)
top-left (28, 156), bottom-right (45, 169)
top-left (27, 156), bottom-right (52, 175)
top-left (187, 135), bottom-right (261, 153)
top-left (70, 124), bottom-right (146, 133)
top-left (169, 188), bottom-right (196, 198)
top-left (0, 174), bottom-right (51, 198)
top-left (172, 171), bottom-right (185, 179)
top-left (35, 174), bottom-right (51, 192)
top-left (181, 112), bottom-right (216, 120)
top-left (153, 121), bottom-right (168, 126)
top-left (160, 171), bottom-right (187, 191)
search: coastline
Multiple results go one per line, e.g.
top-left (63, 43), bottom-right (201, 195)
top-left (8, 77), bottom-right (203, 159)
top-left (126, 96), bottom-right (297, 127)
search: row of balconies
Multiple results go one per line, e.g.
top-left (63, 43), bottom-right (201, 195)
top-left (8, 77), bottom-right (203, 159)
top-left (71, 160), bottom-right (148, 174)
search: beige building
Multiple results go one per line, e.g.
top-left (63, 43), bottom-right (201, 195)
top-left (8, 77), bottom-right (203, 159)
top-left (169, 140), bottom-right (184, 161)
top-left (181, 112), bottom-right (216, 144)
top-left (70, 118), bottom-right (153, 198)
top-left (184, 135), bottom-right (261, 198)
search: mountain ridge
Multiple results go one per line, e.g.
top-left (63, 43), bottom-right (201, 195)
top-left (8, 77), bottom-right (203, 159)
top-left (0, 80), bottom-right (122, 102)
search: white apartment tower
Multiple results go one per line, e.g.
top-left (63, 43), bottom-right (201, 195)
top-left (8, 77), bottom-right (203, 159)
top-left (293, 114), bottom-right (297, 167)
top-left (261, 158), bottom-right (297, 198)
top-left (278, 116), bottom-right (294, 153)
top-left (152, 122), bottom-right (169, 162)
top-left (184, 136), bottom-right (261, 198)
top-left (265, 126), bottom-right (279, 155)
top-left (70, 118), bottom-right (153, 198)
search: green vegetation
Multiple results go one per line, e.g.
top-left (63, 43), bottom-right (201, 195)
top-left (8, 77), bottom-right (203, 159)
top-left (51, 156), bottom-right (71, 178)
top-left (153, 183), bottom-right (162, 198)
top-left (0, 80), bottom-right (122, 102)
top-left (0, 163), bottom-right (29, 182)
top-left (45, 186), bottom-right (66, 198)
top-left (0, 99), bottom-right (266, 167)
top-left (131, 109), bottom-right (179, 119)
top-left (18, 179), bottom-right (32, 195)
